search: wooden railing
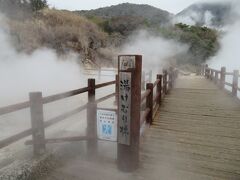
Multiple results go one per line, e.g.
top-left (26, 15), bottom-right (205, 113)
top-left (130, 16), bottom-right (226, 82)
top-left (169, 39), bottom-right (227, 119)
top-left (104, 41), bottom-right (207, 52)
top-left (0, 55), bottom-right (178, 173)
top-left (140, 67), bottom-right (178, 128)
top-left (201, 65), bottom-right (239, 96)
top-left (0, 78), bottom-right (117, 155)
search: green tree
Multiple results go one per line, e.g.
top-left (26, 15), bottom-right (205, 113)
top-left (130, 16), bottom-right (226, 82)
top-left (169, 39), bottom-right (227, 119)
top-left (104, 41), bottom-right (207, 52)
top-left (30, 0), bottom-right (48, 11)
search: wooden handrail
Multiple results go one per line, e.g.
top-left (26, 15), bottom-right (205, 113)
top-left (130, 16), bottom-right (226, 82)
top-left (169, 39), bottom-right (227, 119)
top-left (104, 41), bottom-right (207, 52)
top-left (95, 80), bottom-right (116, 89)
top-left (140, 68), bottom-right (177, 126)
top-left (0, 78), bottom-right (117, 150)
top-left (153, 79), bottom-right (160, 88)
top-left (202, 64), bottom-right (239, 96)
top-left (43, 87), bottom-right (90, 104)
top-left (0, 81), bottom-right (116, 116)
top-left (0, 101), bottom-right (30, 116)
top-left (141, 89), bottom-right (151, 103)
top-left (0, 63), bottom-right (178, 156)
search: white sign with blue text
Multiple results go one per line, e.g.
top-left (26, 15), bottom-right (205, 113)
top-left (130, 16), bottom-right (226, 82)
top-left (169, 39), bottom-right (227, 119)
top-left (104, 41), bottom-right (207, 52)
top-left (97, 109), bottom-right (117, 142)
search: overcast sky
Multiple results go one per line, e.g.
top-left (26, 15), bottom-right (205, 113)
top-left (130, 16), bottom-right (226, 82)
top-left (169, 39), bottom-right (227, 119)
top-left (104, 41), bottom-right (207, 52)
top-left (47, 0), bottom-right (228, 14)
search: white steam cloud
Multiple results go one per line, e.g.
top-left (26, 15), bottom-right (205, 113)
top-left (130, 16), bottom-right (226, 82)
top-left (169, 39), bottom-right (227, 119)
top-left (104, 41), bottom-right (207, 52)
top-left (0, 14), bottom-right (84, 106)
top-left (208, 1), bottom-right (240, 71)
top-left (174, 10), bottom-right (215, 27)
top-left (120, 30), bottom-right (189, 72)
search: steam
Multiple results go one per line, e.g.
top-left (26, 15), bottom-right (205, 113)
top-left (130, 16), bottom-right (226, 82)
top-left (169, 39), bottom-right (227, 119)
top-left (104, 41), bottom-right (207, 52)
top-left (0, 14), bottom-right (84, 106)
top-left (208, 1), bottom-right (240, 71)
top-left (174, 10), bottom-right (215, 27)
top-left (120, 30), bottom-right (189, 72)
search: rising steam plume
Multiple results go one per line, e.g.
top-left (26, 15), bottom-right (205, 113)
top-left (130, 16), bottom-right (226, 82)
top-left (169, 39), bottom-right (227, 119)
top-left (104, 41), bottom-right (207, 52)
top-left (0, 13), bottom-right (85, 106)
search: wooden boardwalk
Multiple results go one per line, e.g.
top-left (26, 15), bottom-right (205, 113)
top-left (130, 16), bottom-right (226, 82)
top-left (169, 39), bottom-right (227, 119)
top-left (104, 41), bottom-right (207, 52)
top-left (41, 76), bottom-right (240, 180)
top-left (140, 75), bottom-right (240, 180)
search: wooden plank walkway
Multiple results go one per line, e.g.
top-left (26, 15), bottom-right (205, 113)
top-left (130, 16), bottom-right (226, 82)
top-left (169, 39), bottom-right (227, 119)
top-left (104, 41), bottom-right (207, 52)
top-left (40, 76), bottom-right (240, 180)
top-left (140, 75), bottom-right (240, 180)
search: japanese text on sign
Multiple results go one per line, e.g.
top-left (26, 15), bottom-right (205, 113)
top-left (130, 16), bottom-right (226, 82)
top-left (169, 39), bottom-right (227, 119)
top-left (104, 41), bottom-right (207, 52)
top-left (118, 72), bottom-right (131, 145)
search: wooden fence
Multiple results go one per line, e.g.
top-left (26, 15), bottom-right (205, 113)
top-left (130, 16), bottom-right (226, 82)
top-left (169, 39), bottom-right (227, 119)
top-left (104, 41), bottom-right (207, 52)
top-left (201, 64), bottom-right (239, 96)
top-left (0, 79), bottom-right (116, 156)
top-left (140, 68), bottom-right (178, 126)
top-left (0, 55), bottom-right (178, 171)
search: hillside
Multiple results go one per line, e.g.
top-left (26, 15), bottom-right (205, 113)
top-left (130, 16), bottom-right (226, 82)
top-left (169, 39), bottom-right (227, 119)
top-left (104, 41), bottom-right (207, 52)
top-left (2, 8), bottom-right (113, 66)
top-left (175, 2), bottom-right (233, 27)
top-left (0, 1), bottom-right (221, 66)
top-left (76, 3), bottom-right (173, 26)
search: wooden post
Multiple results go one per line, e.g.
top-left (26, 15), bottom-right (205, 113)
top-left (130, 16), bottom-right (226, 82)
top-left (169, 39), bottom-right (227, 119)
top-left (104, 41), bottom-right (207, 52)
top-left (146, 83), bottom-right (153, 125)
top-left (141, 71), bottom-right (146, 90)
top-left (196, 66), bottom-right (201, 75)
top-left (205, 64), bottom-right (209, 78)
top-left (220, 67), bottom-right (226, 89)
top-left (157, 74), bottom-right (162, 105)
top-left (87, 79), bottom-right (97, 156)
top-left (29, 92), bottom-right (46, 156)
top-left (201, 65), bottom-right (204, 76)
top-left (117, 55), bottom-right (142, 172)
top-left (210, 69), bottom-right (214, 81)
top-left (215, 71), bottom-right (219, 84)
top-left (163, 69), bottom-right (167, 95)
top-left (232, 70), bottom-right (239, 97)
top-left (169, 67), bottom-right (174, 90)
top-left (115, 74), bottom-right (119, 103)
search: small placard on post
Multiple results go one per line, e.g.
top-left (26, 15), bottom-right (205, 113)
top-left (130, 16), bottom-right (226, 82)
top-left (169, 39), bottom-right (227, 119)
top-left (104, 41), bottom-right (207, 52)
top-left (97, 109), bottom-right (117, 142)
top-left (119, 56), bottom-right (135, 70)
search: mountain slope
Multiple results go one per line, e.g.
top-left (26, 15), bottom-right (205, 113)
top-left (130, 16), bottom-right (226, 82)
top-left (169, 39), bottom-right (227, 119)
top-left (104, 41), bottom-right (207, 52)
top-left (75, 3), bottom-right (173, 25)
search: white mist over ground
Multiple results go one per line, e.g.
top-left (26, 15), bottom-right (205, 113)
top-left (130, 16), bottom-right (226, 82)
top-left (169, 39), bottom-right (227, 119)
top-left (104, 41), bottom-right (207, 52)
top-left (0, 15), bottom-right (85, 106)
top-left (120, 30), bottom-right (189, 72)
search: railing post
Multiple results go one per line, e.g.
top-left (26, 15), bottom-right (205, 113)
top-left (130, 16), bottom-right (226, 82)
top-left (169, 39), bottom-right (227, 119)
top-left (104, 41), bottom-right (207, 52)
top-left (87, 78), bottom-right (97, 156)
top-left (146, 83), bottom-right (153, 125)
top-left (205, 64), bottom-right (209, 78)
top-left (169, 67), bottom-right (173, 90)
top-left (157, 74), bottom-right (162, 105)
top-left (29, 92), bottom-right (46, 156)
top-left (115, 74), bottom-right (119, 103)
top-left (232, 70), bottom-right (239, 97)
top-left (215, 71), bottom-right (219, 84)
top-left (201, 65), bottom-right (204, 76)
top-left (210, 69), bottom-right (214, 81)
top-left (141, 71), bottom-right (146, 90)
top-left (117, 55), bottom-right (142, 172)
top-left (196, 66), bottom-right (201, 75)
top-left (163, 69), bottom-right (167, 95)
top-left (220, 67), bottom-right (226, 89)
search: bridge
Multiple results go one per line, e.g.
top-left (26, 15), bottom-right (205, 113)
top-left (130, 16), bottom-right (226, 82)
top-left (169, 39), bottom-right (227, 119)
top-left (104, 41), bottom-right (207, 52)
top-left (0, 56), bottom-right (240, 180)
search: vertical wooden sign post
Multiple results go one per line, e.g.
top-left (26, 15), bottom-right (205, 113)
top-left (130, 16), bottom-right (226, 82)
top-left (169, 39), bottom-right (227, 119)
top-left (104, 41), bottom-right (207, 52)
top-left (29, 92), bottom-right (46, 156)
top-left (220, 67), bottom-right (226, 89)
top-left (87, 79), bottom-right (97, 157)
top-left (232, 70), bottom-right (239, 97)
top-left (117, 55), bottom-right (142, 172)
